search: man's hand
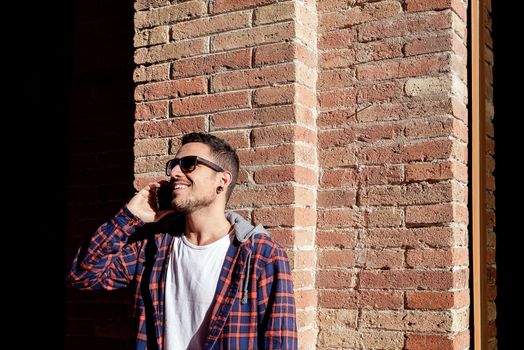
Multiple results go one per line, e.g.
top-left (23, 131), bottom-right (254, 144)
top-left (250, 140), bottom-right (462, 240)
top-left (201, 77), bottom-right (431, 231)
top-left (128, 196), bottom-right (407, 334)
top-left (127, 182), bottom-right (175, 223)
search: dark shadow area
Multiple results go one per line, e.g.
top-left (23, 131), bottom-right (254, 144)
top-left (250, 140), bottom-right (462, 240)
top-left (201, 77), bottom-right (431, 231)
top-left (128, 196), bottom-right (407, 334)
top-left (492, 1), bottom-right (518, 349)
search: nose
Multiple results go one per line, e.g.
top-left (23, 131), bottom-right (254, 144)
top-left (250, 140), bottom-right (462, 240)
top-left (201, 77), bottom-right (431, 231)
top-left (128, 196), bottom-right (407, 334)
top-left (169, 163), bottom-right (184, 177)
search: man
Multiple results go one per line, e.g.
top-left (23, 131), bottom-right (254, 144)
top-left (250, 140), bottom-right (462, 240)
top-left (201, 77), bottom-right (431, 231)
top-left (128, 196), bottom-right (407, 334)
top-left (67, 132), bottom-right (298, 349)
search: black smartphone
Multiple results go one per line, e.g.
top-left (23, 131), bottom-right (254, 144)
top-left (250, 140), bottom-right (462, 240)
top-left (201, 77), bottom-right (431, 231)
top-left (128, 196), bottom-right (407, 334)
top-left (155, 182), bottom-right (173, 211)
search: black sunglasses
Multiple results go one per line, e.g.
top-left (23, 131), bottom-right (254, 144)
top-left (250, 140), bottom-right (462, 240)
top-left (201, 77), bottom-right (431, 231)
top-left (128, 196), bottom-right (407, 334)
top-left (166, 156), bottom-right (225, 175)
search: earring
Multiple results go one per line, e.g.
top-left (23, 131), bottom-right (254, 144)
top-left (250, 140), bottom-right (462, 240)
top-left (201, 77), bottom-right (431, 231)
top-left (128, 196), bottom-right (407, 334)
top-left (216, 186), bottom-right (224, 194)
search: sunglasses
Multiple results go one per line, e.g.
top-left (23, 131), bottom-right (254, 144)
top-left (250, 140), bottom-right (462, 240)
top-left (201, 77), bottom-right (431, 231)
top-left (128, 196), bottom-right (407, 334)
top-left (165, 155), bottom-right (225, 175)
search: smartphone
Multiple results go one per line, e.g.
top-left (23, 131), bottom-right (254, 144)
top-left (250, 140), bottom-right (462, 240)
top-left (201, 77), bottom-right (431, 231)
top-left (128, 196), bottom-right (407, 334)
top-left (155, 182), bottom-right (173, 211)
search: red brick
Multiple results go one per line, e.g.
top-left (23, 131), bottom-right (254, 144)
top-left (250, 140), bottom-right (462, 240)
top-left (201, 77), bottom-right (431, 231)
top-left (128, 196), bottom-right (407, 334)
top-left (358, 249), bottom-right (404, 269)
top-left (135, 116), bottom-right (206, 138)
top-left (317, 189), bottom-right (357, 208)
top-left (172, 49), bottom-right (252, 78)
top-left (293, 250), bottom-right (316, 269)
top-left (354, 123), bottom-right (403, 143)
top-left (318, 28), bottom-right (358, 50)
top-left (316, 270), bottom-right (355, 289)
top-left (296, 85), bottom-right (317, 109)
top-left (253, 85), bottom-right (294, 106)
top-left (405, 0), bottom-right (467, 21)
top-left (318, 250), bottom-right (355, 268)
top-left (135, 155), bottom-right (171, 174)
top-left (405, 116), bottom-right (467, 141)
top-left (318, 129), bottom-right (356, 148)
top-left (404, 32), bottom-right (454, 56)
top-left (406, 289), bottom-right (469, 310)
top-left (210, 130), bottom-right (250, 149)
top-left (238, 144), bottom-right (295, 166)
top-left (211, 0), bottom-right (276, 14)
top-left (316, 229), bottom-right (357, 249)
top-left (406, 203), bottom-right (468, 225)
top-left (320, 1), bottom-right (401, 30)
top-left (171, 11), bottom-right (251, 41)
top-left (358, 11), bottom-right (452, 42)
top-left (135, 0), bottom-right (170, 11)
top-left (253, 207), bottom-right (317, 227)
top-left (135, 101), bottom-right (168, 120)
top-left (253, 42), bottom-right (295, 66)
top-left (361, 139), bottom-right (454, 165)
top-left (366, 207), bottom-right (402, 228)
top-left (319, 147), bottom-right (357, 168)
top-left (356, 39), bottom-right (404, 63)
top-left (211, 22), bottom-right (294, 52)
top-left (253, 1), bottom-right (295, 25)
top-left (318, 290), bottom-right (404, 309)
top-left (211, 63), bottom-right (295, 92)
top-left (357, 81), bottom-right (404, 103)
top-left (134, 77), bottom-right (207, 101)
top-left (320, 49), bottom-right (357, 69)
top-left (319, 88), bottom-right (357, 110)
top-left (406, 248), bottom-right (468, 268)
top-left (317, 208), bottom-right (364, 228)
top-left (171, 91), bottom-right (250, 116)
top-left (406, 331), bottom-right (470, 350)
top-left (294, 289), bottom-right (317, 309)
top-left (254, 165), bottom-right (317, 186)
top-left (293, 270), bottom-right (315, 288)
top-left (360, 270), bottom-right (466, 289)
top-left (359, 182), bottom-right (454, 206)
top-left (320, 168), bottom-right (358, 188)
top-left (134, 1), bottom-right (207, 29)
top-left (317, 0), bottom-right (367, 13)
top-left (318, 70), bottom-right (356, 90)
top-left (362, 227), bottom-right (463, 248)
top-left (359, 165), bottom-right (403, 185)
top-left (252, 124), bottom-right (316, 147)
top-left (229, 184), bottom-right (297, 208)
top-left (357, 54), bottom-right (450, 81)
top-left (211, 105), bottom-right (295, 130)
top-left (134, 138), bottom-right (168, 157)
top-left (405, 160), bottom-right (467, 183)
top-left (133, 63), bottom-right (169, 83)
top-left (134, 38), bottom-right (207, 64)
top-left (134, 175), bottom-right (166, 189)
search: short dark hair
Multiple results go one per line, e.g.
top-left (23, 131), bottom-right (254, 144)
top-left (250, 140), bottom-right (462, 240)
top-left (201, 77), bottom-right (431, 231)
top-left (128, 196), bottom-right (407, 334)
top-left (181, 132), bottom-right (239, 201)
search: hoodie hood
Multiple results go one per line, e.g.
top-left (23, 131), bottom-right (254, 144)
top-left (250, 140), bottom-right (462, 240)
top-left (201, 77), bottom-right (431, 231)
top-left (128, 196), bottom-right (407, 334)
top-left (225, 210), bottom-right (270, 242)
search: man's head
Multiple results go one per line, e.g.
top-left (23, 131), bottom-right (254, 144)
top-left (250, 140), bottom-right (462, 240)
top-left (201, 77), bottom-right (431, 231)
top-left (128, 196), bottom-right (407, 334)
top-left (166, 132), bottom-right (239, 213)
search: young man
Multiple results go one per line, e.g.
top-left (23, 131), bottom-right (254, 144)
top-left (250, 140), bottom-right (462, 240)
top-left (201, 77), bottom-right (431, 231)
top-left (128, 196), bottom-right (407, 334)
top-left (67, 132), bottom-right (298, 349)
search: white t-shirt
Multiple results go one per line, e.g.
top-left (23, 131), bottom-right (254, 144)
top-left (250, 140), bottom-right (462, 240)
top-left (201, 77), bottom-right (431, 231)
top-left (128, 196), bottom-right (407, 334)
top-left (163, 232), bottom-right (233, 350)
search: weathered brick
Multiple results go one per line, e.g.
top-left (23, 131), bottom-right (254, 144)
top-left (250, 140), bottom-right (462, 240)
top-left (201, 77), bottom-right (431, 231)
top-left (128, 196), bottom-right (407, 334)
top-left (211, 22), bottom-right (294, 52)
top-left (229, 184), bottom-right (308, 208)
top-left (318, 28), bottom-right (357, 50)
top-left (135, 155), bottom-right (171, 174)
top-left (316, 270), bottom-right (355, 289)
top-left (406, 203), bottom-right (468, 225)
top-left (320, 1), bottom-right (402, 31)
top-left (405, 75), bottom-right (452, 97)
top-left (320, 168), bottom-right (358, 188)
top-left (134, 63), bottom-right (169, 83)
top-left (134, 26), bottom-right (169, 48)
top-left (238, 144), bottom-right (295, 166)
top-left (358, 11), bottom-right (452, 42)
top-left (211, 105), bottom-right (295, 130)
top-left (356, 38), bottom-right (404, 63)
top-left (135, 0), bottom-right (170, 11)
top-left (317, 189), bottom-right (357, 208)
top-left (317, 208), bottom-right (364, 228)
top-left (172, 49), bottom-right (252, 78)
top-left (253, 85), bottom-right (294, 106)
top-left (358, 249), bottom-right (404, 269)
top-left (294, 289), bottom-right (317, 309)
top-left (318, 249), bottom-right (355, 268)
top-left (135, 116), bottom-right (206, 138)
top-left (404, 31), bottom-right (454, 56)
top-left (210, 129), bottom-right (251, 149)
top-left (254, 207), bottom-right (317, 228)
top-left (253, 42), bottom-right (295, 66)
top-left (360, 269), bottom-right (466, 289)
top-left (171, 91), bottom-right (250, 116)
top-left (318, 290), bottom-right (403, 309)
top-left (359, 182), bottom-right (457, 206)
top-left (318, 69), bottom-right (356, 90)
top-left (361, 330), bottom-right (405, 350)
top-left (406, 289), bottom-right (470, 310)
top-left (357, 54), bottom-right (450, 81)
top-left (171, 11), bottom-right (251, 41)
top-left (135, 101), bottom-right (168, 120)
top-left (134, 38), bottom-right (207, 65)
top-left (366, 207), bottom-right (403, 227)
top-left (405, 160), bottom-right (467, 183)
top-left (406, 330), bottom-right (470, 350)
top-left (134, 77), bottom-right (207, 101)
top-left (253, 165), bottom-right (318, 186)
top-left (406, 247), bottom-right (469, 268)
top-left (319, 147), bottom-right (357, 167)
top-left (405, 0), bottom-right (467, 21)
top-left (211, 63), bottom-right (295, 92)
top-left (134, 1), bottom-right (207, 29)
top-left (253, 1), bottom-right (295, 25)
top-left (134, 138), bottom-right (168, 157)
top-left (318, 129), bottom-right (356, 148)
top-left (211, 0), bottom-right (276, 14)
top-left (359, 165), bottom-right (403, 185)
top-left (362, 226), bottom-right (466, 248)
top-left (252, 124), bottom-right (316, 147)
top-left (316, 229), bottom-right (358, 249)
top-left (361, 310), bottom-right (455, 332)
top-left (319, 88), bottom-right (357, 110)
top-left (320, 49), bottom-right (357, 69)
top-left (361, 139), bottom-right (454, 165)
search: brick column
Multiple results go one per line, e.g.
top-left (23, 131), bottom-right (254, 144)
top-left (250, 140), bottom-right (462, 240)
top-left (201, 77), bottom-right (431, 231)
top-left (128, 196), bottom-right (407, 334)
top-left (316, 0), bottom-right (470, 349)
top-left (133, 1), bottom-right (319, 348)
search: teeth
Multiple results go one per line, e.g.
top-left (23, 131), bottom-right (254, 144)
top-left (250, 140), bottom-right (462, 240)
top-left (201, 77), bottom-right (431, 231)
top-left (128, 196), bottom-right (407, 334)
top-left (174, 185), bottom-right (189, 189)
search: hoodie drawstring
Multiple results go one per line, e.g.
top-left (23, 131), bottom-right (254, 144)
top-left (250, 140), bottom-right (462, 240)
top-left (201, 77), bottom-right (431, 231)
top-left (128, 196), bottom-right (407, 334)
top-left (241, 238), bottom-right (255, 304)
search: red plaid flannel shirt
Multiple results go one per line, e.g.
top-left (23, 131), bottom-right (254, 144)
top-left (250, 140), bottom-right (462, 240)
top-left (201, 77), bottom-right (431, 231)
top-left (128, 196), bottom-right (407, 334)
top-left (67, 207), bottom-right (298, 349)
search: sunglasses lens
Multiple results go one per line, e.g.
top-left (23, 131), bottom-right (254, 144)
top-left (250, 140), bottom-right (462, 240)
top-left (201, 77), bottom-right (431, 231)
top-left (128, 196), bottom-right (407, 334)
top-left (179, 156), bottom-right (197, 172)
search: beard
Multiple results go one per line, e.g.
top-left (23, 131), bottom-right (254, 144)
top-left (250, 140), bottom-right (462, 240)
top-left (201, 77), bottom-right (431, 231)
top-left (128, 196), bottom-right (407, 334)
top-left (172, 192), bottom-right (215, 214)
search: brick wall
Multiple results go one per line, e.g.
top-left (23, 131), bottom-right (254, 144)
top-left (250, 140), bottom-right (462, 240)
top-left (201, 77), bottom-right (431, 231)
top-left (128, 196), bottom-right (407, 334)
top-left (65, 0), bottom-right (136, 348)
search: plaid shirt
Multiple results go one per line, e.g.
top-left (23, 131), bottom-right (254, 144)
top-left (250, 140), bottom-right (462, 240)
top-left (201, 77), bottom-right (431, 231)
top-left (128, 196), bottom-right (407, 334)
top-left (67, 207), bottom-right (298, 349)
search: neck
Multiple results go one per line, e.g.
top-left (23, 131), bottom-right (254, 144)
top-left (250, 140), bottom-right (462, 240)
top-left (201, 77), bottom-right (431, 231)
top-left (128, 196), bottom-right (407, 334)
top-left (184, 204), bottom-right (231, 246)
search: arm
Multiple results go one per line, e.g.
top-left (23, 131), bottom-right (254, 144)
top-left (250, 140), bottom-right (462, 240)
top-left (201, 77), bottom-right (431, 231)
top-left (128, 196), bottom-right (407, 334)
top-left (257, 245), bottom-right (298, 349)
top-left (66, 206), bottom-right (144, 290)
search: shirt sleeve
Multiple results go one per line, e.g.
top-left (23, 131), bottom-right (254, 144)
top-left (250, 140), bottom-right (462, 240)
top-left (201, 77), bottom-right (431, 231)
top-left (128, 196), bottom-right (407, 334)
top-left (257, 245), bottom-right (298, 349)
top-left (66, 206), bottom-right (145, 290)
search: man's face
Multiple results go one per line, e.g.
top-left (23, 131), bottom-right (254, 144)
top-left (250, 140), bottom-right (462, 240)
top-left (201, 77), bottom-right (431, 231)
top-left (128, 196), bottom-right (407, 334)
top-left (168, 142), bottom-right (222, 213)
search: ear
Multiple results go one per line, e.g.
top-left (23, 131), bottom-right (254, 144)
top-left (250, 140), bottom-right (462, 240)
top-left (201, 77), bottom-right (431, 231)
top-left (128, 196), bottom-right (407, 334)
top-left (218, 170), bottom-right (233, 189)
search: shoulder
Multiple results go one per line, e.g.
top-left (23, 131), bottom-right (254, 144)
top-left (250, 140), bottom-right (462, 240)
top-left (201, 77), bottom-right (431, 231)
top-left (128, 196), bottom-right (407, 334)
top-left (250, 232), bottom-right (289, 261)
